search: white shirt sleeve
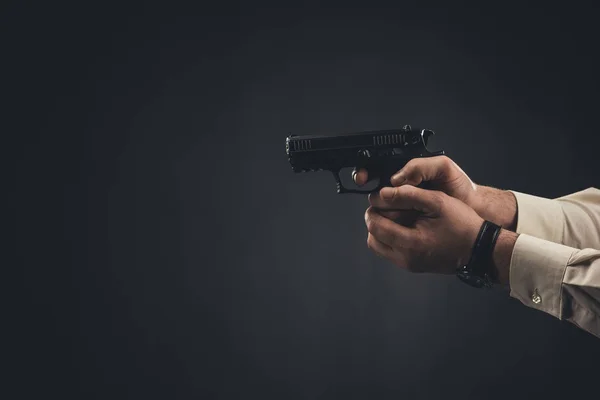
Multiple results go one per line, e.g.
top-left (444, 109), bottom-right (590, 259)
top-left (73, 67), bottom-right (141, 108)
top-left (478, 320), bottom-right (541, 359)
top-left (508, 188), bottom-right (600, 338)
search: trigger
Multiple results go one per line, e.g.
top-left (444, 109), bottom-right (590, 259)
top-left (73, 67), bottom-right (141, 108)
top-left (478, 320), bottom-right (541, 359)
top-left (331, 169), bottom-right (381, 195)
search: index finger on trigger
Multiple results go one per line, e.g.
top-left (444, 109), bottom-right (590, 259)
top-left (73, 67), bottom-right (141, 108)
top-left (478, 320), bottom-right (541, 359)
top-left (352, 168), bottom-right (369, 186)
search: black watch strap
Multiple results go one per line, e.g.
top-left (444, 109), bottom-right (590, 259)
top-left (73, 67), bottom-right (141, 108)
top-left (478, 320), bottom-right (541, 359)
top-left (456, 220), bottom-right (502, 288)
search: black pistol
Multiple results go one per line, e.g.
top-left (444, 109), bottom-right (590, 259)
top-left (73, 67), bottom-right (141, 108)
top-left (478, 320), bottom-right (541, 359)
top-left (285, 125), bottom-right (445, 194)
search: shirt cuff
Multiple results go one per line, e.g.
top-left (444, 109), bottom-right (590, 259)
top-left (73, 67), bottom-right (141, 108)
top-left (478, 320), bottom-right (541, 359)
top-left (509, 234), bottom-right (575, 319)
top-left (510, 191), bottom-right (565, 243)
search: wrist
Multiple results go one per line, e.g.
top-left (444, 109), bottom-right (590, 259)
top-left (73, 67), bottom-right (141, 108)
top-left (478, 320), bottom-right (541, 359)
top-left (471, 186), bottom-right (518, 231)
top-left (491, 229), bottom-right (518, 285)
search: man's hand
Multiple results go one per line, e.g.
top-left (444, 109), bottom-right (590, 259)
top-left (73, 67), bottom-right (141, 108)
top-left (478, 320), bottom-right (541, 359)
top-left (354, 156), bottom-right (518, 230)
top-left (365, 185), bottom-right (515, 283)
top-left (365, 185), bottom-right (484, 274)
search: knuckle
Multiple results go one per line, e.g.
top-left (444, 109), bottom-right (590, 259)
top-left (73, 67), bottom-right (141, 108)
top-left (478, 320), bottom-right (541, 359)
top-left (440, 155), bottom-right (457, 173)
top-left (432, 191), bottom-right (446, 210)
top-left (364, 210), bottom-right (371, 228)
top-left (366, 234), bottom-right (375, 249)
top-left (365, 210), bottom-right (378, 233)
top-left (402, 158), bottom-right (416, 170)
top-left (368, 192), bottom-right (381, 207)
top-left (369, 221), bottom-right (379, 236)
top-left (402, 159), bottom-right (420, 177)
top-left (439, 155), bottom-right (453, 169)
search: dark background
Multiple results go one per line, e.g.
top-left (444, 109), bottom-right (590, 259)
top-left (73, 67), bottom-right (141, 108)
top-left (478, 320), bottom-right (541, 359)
top-left (7, 2), bottom-right (600, 399)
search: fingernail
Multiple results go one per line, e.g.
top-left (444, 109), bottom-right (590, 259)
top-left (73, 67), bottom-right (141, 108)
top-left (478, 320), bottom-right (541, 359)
top-left (380, 187), bottom-right (394, 199)
top-left (391, 173), bottom-right (406, 185)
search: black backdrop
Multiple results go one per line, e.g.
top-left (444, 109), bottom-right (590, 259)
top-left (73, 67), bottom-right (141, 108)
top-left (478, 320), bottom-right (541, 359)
top-left (8, 2), bottom-right (600, 399)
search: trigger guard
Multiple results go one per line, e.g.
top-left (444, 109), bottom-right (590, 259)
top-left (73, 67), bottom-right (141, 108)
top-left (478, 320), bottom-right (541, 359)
top-left (333, 169), bottom-right (385, 194)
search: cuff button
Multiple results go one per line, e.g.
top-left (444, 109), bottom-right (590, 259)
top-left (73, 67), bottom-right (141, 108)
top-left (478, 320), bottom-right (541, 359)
top-left (532, 289), bottom-right (542, 304)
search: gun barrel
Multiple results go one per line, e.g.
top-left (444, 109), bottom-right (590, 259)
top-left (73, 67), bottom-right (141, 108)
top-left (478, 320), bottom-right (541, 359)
top-left (286, 128), bottom-right (422, 154)
top-left (286, 126), bottom-right (433, 172)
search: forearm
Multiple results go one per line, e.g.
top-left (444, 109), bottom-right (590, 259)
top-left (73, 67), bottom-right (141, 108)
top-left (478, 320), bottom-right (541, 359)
top-left (472, 185), bottom-right (518, 231)
top-left (491, 229), bottom-right (518, 285)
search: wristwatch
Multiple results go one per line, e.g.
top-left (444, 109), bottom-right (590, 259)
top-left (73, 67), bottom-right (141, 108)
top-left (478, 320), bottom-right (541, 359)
top-left (456, 220), bottom-right (502, 288)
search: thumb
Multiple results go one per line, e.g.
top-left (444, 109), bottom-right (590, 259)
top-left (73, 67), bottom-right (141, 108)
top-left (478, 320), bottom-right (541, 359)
top-left (390, 156), bottom-right (452, 186)
top-left (379, 185), bottom-right (442, 216)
